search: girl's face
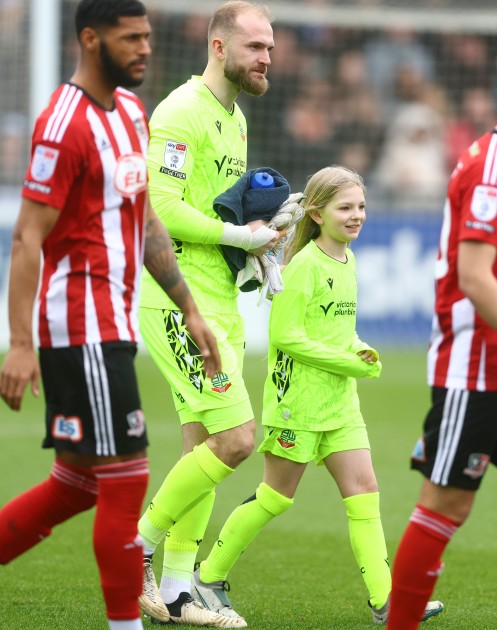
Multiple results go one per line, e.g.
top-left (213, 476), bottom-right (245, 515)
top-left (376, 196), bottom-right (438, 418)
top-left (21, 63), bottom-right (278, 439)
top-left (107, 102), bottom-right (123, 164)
top-left (314, 184), bottom-right (366, 246)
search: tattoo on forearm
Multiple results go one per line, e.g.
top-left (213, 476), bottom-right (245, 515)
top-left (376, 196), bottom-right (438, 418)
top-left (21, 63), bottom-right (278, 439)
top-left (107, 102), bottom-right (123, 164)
top-left (144, 216), bottom-right (192, 306)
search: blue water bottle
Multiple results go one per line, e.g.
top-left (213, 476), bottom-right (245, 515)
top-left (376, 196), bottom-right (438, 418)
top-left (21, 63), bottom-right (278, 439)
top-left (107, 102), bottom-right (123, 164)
top-left (250, 171), bottom-right (274, 189)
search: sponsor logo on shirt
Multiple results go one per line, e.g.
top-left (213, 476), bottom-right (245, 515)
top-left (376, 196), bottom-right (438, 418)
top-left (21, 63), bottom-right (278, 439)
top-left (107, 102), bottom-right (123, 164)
top-left (470, 184), bottom-right (497, 222)
top-left (214, 155), bottom-right (246, 178)
top-left (126, 409), bottom-right (146, 437)
top-left (114, 152), bottom-right (147, 196)
top-left (52, 415), bottom-right (83, 442)
top-left (164, 140), bottom-right (187, 170)
top-left (31, 144), bottom-right (60, 182)
top-left (159, 166), bottom-right (186, 180)
top-left (463, 453), bottom-right (490, 479)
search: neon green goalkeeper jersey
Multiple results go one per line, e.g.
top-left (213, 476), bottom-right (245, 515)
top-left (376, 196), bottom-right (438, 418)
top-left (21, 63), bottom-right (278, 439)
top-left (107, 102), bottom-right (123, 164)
top-left (262, 240), bottom-right (382, 431)
top-left (141, 76), bottom-right (248, 314)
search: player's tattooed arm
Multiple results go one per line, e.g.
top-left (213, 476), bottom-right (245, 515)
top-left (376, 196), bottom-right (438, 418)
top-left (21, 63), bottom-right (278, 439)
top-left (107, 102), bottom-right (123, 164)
top-left (144, 208), bottom-right (190, 301)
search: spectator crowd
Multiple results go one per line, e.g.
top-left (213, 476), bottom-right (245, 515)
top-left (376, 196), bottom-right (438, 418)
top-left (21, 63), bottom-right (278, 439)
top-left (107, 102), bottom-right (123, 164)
top-left (2, 0), bottom-right (497, 211)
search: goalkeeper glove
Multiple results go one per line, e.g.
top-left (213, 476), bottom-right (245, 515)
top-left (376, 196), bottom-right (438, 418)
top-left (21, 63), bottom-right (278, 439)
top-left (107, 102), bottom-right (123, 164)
top-left (220, 222), bottom-right (278, 251)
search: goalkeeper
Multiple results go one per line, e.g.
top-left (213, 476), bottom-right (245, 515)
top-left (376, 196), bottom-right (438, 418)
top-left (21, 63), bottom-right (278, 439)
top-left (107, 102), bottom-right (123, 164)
top-left (135, 2), bottom-right (281, 627)
top-left (191, 166), bottom-right (445, 626)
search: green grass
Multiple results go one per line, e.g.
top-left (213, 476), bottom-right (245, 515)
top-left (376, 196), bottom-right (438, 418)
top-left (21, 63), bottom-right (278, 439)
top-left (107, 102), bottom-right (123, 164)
top-left (1, 351), bottom-right (496, 629)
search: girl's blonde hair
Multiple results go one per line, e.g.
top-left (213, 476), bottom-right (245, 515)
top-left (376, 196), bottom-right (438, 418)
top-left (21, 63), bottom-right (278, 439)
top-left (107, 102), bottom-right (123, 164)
top-left (284, 165), bottom-right (366, 263)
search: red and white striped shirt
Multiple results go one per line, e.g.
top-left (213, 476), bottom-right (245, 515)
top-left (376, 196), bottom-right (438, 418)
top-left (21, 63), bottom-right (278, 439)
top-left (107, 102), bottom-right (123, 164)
top-left (428, 130), bottom-right (497, 390)
top-left (22, 83), bottom-right (149, 348)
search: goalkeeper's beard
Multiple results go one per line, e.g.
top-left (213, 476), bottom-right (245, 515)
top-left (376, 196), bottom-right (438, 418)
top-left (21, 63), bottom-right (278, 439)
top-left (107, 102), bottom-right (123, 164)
top-left (224, 58), bottom-right (269, 97)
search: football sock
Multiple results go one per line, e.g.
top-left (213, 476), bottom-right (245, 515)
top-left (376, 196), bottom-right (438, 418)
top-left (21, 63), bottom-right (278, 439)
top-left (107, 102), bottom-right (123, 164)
top-left (93, 458), bottom-right (149, 621)
top-left (387, 504), bottom-right (459, 630)
top-left (343, 492), bottom-right (391, 609)
top-left (200, 482), bottom-right (293, 583)
top-left (0, 458), bottom-right (97, 564)
top-left (108, 620), bottom-right (143, 630)
top-left (139, 443), bottom-right (233, 549)
top-left (160, 490), bottom-right (216, 603)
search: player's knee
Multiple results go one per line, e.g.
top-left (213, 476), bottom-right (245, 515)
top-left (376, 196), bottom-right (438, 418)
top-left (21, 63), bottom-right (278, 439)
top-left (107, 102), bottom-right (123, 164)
top-left (256, 482), bottom-right (293, 516)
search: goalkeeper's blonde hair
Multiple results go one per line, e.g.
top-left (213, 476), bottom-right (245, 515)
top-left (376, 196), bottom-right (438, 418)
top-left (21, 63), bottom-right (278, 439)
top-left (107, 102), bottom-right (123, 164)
top-left (208, 1), bottom-right (272, 46)
top-left (283, 165), bottom-right (366, 264)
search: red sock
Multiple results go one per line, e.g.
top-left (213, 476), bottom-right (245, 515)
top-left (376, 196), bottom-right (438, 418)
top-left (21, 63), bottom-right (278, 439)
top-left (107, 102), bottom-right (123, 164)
top-left (0, 459), bottom-right (97, 564)
top-left (387, 504), bottom-right (459, 630)
top-left (93, 458), bottom-right (149, 621)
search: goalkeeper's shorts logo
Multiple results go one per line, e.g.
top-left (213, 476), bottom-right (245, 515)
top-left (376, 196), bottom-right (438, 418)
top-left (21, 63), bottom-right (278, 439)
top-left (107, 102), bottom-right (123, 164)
top-left (277, 429), bottom-right (296, 449)
top-left (211, 372), bottom-right (232, 393)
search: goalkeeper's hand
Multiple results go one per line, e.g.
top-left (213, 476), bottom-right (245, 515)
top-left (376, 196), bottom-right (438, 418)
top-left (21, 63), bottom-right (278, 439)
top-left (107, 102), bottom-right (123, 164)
top-left (219, 221), bottom-right (279, 252)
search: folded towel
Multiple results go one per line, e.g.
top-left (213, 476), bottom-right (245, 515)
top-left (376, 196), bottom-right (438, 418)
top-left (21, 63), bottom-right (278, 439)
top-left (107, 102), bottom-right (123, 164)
top-left (213, 167), bottom-right (291, 291)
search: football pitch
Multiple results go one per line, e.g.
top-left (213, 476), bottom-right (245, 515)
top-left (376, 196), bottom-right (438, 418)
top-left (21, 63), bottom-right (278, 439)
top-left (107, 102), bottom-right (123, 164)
top-left (1, 350), bottom-right (496, 629)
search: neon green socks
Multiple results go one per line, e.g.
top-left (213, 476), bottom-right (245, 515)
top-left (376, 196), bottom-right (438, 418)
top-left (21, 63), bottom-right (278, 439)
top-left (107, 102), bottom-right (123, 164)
top-left (159, 490), bottom-right (216, 602)
top-left (139, 443), bottom-right (233, 550)
top-left (200, 482), bottom-right (293, 583)
top-left (344, 492), bottom-right (391, 609)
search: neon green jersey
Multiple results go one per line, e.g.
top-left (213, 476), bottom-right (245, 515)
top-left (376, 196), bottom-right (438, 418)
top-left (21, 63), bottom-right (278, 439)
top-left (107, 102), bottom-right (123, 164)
top-left (262, 240), bottom-right (382, 431)
top-left (141, 76), bottom-right (248, 313)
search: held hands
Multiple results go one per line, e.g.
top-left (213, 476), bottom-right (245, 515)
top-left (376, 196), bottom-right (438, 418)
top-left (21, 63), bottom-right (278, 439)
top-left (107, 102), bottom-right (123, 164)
top-left (183, 311), bottom-right (222, 379)
top-left (0, 346), bottom-right (40, 411)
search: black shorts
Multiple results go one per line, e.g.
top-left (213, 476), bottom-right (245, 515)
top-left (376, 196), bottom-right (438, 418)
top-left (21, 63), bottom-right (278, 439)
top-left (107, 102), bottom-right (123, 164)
top-left (40, 341), bottom-right (149, 456)
top-left (411, 387), bottom-right (497, 490)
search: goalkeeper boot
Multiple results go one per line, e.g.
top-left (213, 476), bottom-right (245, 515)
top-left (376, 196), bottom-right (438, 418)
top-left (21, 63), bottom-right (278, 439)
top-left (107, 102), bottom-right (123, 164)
top-left (191, 568), bottom-right (247, 628)
top-left (138, 555), bottom-right (170, 623)
top-left (149, 591), bottom-right (240, 627)
top-left (368, 594), bottom-right (445, 625)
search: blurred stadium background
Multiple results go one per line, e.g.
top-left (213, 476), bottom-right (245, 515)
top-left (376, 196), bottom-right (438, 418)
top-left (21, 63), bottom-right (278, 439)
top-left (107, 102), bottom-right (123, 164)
top-left (2, 0), bottom-right (497, 350)
top-left (4, 4), bottom-right (497, 627)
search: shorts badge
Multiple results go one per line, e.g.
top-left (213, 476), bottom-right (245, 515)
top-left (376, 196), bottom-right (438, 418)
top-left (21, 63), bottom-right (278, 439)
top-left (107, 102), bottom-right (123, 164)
top-left (463, 453), bottom-right (490, 479)
top-left (211, 372), bottom-right (232, 394)
top-left (52, 415), bottom-right (83, 442)
top-left (127, 409), bottom-right (146, 437)
top-left (277, 429), bottom-right (296, 449)
top-left (411, 437), bottom-right (426, 462)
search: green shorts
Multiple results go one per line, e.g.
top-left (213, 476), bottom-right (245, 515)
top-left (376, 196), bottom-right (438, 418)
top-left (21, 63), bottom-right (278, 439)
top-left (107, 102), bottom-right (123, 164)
top-left (139, 306), bottom-right (253, 434)
top-left (257, 420), bottom-right (370, 465)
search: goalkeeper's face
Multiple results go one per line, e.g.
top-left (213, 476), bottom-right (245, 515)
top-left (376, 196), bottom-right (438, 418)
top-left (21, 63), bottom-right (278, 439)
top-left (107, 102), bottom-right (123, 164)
top-left (223, 12), bottom-right (273, 97)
